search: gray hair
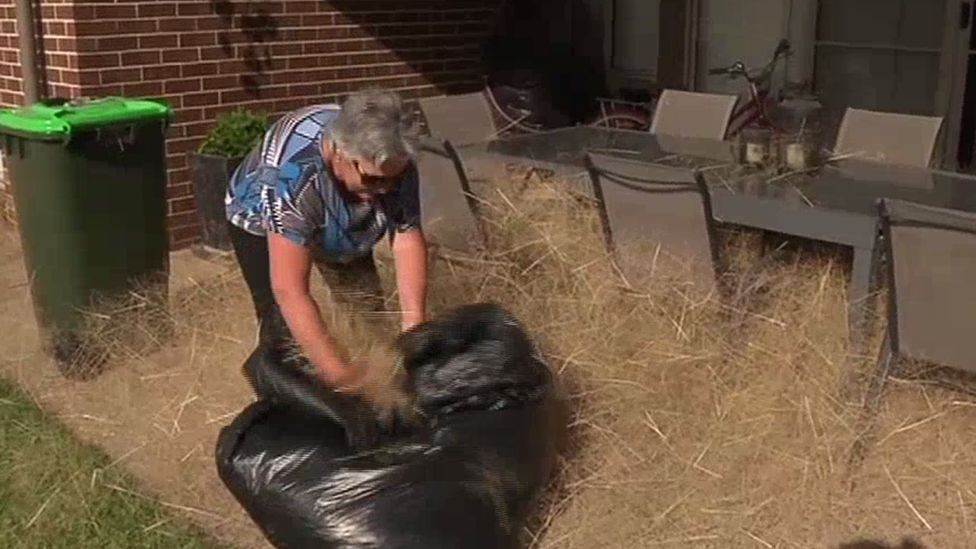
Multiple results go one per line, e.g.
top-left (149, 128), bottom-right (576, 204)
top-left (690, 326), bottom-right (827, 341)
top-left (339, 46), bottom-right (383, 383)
top-left (325, 87), bottom-right (416, 165)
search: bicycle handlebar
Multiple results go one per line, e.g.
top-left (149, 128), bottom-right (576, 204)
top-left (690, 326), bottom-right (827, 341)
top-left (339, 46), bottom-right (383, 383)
top-left (708, 39), bottom-right (792, 83)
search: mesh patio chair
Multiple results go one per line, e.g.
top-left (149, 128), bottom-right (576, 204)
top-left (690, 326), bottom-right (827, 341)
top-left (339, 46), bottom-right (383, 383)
top-left (848, 198), bottom-right (976, 467)
top-left (583, 152), bottom-right (722, 299)
top-left (871, 198), bottom-right (976, 390)
top-left (649, 89), bottom-right (740, 140)
top-left (833, 108), bottom-right (944, 168)
top-left (417, 92), bottom-right (498, 146)
top-left (415, 136), bottom-right (484, 254)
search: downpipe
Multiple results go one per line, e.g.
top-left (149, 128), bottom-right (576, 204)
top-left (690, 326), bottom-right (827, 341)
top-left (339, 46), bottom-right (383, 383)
top-left (14, 0), bottom-right (40, 104)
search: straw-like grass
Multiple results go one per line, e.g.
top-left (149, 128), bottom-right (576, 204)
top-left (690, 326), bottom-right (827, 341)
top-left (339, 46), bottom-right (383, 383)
top-left (1, 163), bottom-right (974, 549)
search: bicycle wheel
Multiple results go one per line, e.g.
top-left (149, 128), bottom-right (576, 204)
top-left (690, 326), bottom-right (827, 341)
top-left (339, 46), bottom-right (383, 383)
top-left (586, 112), bottom-right (651, 131)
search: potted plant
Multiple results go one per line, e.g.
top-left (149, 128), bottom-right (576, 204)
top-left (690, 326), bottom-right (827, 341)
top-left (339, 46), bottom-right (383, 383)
top-left (187, 108), bottom-right (268, 252)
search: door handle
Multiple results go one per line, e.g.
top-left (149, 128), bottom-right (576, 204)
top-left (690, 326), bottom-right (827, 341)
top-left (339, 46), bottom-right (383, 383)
top-left (961, 1), bottom-right (971, 29)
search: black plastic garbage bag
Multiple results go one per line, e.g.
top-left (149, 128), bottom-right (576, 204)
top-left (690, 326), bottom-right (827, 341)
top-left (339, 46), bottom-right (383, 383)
top-left (215, 303), bottom-right (563, 549)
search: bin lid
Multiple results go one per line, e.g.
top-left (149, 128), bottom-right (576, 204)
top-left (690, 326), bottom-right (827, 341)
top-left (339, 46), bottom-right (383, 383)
top-left (0, 97), bottom-right (172, 141)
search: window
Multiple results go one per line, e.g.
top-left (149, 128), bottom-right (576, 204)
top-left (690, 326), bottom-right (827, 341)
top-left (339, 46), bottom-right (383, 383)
top-left (813, 0), bottom-right (947, 120)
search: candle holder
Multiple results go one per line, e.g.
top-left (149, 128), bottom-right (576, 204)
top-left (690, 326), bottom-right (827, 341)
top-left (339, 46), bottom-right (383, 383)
top-left (776, 98), bottom-right (824, 172)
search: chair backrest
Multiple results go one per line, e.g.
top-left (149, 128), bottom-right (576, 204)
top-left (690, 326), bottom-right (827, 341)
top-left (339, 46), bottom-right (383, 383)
top-left (418, 92), bottom-right (497, 146)
top-left (584, 152), bottom-right (720, 297)
top-left (415, 137), bottom-right (483, 254)
top-left (834, 108), bottom-right (944, 168)
top-left (879, 198), bottom-right (976, 374)
top-left (649, 89), bottom-right (739, 140)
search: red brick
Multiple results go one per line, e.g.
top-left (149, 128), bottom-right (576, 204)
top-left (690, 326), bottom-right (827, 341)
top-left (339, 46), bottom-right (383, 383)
top-left (217, 59), bottom-right (247, 75)
top-left (288, 82), bottom-right (320, 97)
top-left (69, 70), bottom-right (96, 86)
top-left (123, 81), bottom-right (164, 97)
top-left (101, 68), bottom-right (142, 85)
top-left (174, 108), bottom-right (205, 124)
top-left (138, 3), bottom-right (177, 18)
top-left (164, 79), bottom-right (202, 94)
top-left (196, 18), bottom-right (227, 31)
top-left (89, 84), bottom-right (124, 96)
top-left (166, 183), bottom-right (193, 200)
top-left (183, 92), bottom-right (219, 108)
top-left (167, 211), bottom-right (198, 228)
top-left (160, 18), bottom-right (191, 33)
top-left (202, 75), bottom-right (238, 90)
top-left (274, 15), bottom-right (303, 28)
top-left (285, 0), bottom-right (317, 13)
top-left (76, 22), bottom-right (118, 36)
top-left (163, 49), bottom-right (199, 64)
top-left (122, 51), bottom-right (162, 66)
top-left (286, 56), bottom-right (320, 70)
top-left (200, 46), bottom-right (232, 61)
top-left (95, 4), bottom-right (137, 19)
top-left (177, 2), bottom-right (212, 16)
top-left (42, 37), bottom-right (59, 52)
top-left (320, 53), bottom-right (351, 67)
top-left (270, 42), bottom-right (303, 57)
top-left (139, 35), bottom-right (178, 49)
top-left (143, 65), bottom-right (181, 81)
top-left (168, 196), bottom-right (196, 214)
top-left (283, 28), bottom-right (318, 42)
top-left (79, 53), bottom-right (120, 69)
top-left (219, 88), bottom-right (250, 104)
top-left (53, 5), bottom-right (73, 19)
top-left (302, 12), bottom-right (336, 27)
top-left (183, 121), bottom-right (214, 138)
top-left (182, 62), bottom-right (218, 77)
top-left (124, 20), bottom-right (161, 34)
top-left (179, 32), bottom-right (217, 48)
top-left (334, 40), bottom-right (369, 53)
top-left (168, 219), bottom-right (200, 236)
top-left (44, 21), bottom-right (68, 36)
top-left (303, 41), bottom-right (336, 55)
top-left (97, 36), bottom-right (139, 51)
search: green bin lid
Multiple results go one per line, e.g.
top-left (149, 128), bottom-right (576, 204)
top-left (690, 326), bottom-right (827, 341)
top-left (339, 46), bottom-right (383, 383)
top-left (0, 97), bottom-right (172, 141)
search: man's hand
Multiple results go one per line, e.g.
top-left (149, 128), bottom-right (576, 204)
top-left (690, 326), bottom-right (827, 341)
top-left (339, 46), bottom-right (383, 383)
top-left (330, 358), bottom-right (369, 394)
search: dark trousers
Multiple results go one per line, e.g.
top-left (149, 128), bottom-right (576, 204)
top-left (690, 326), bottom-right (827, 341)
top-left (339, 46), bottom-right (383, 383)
top-left (227, 222), bottom-right (386, 348)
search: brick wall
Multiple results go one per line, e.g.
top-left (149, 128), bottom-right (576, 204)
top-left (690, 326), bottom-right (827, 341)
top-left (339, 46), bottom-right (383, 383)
top-left (0, 0), bottom-right (497, 247)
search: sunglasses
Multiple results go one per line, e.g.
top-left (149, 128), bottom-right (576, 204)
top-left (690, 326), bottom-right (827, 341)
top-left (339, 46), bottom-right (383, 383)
top-left (350, 158), bottom-right (402, 193)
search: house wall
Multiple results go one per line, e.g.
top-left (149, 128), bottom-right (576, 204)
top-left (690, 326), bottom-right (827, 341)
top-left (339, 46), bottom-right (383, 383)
top-left (0, 0), bottom-right (497, 249)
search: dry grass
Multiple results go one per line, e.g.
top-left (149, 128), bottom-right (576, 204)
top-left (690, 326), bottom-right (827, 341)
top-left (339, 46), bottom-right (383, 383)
top-left (1, 163), bottom-right (975, 549)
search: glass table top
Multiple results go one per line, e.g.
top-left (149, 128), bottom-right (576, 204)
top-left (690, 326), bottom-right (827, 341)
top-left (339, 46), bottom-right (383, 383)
top-left (455, 127), bottom-right (976, 217)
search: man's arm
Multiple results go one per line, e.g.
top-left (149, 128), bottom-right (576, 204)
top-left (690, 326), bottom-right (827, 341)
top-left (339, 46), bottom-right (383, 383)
top-left (388, 161), bottom-right (427, 332)
top-left (391, 227), bottom-right (427, 332)
top-left (268, 232), bottom-right (361, 388)
top-left (260, 156), bottom-right (360, 390)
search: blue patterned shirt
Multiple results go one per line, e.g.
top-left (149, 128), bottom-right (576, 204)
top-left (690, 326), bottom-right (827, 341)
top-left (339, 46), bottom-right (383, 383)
top-left (224, 103), bottom-right (422, 261)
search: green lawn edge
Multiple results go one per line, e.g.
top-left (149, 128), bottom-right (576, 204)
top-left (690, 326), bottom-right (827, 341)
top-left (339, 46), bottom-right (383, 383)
top-left (0, 377), bottom-right (236, 549)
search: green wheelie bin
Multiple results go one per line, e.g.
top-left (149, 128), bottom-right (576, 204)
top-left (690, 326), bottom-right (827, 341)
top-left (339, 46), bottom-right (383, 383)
top-left (0, 97), bottom-right (174, 379)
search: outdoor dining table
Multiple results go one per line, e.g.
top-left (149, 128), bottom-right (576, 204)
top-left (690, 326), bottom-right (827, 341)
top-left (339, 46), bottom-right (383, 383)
top-left (455, 126), bottom-right (976, 350)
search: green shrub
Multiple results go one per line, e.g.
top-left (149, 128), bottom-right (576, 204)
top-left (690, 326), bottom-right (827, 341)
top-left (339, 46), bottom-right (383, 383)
top-left (197, 108), bottom-right (268, 158)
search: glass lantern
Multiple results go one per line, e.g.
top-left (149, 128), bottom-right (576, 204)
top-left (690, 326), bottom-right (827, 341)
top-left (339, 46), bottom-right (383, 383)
top-left (776, 98), bottom-right (823, 171)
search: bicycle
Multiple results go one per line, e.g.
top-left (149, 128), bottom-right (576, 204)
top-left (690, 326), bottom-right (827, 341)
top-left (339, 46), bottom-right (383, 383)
top-left (585, 97), bottom-right (653, 131)
top-left (708, 38), bottom-right (793, 137)
top-left (481, 76), bottom-right (652, 136)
